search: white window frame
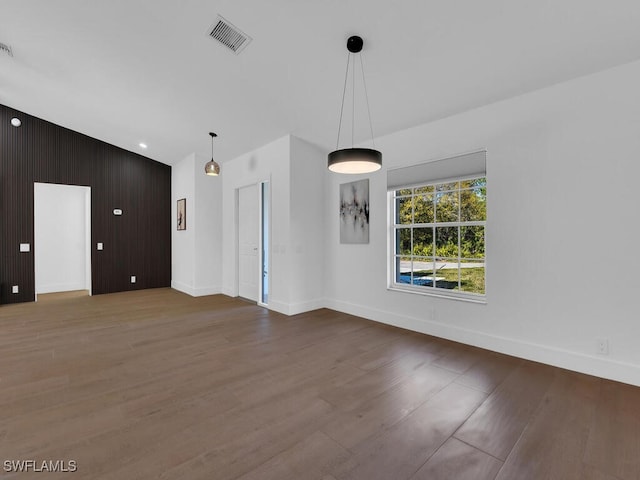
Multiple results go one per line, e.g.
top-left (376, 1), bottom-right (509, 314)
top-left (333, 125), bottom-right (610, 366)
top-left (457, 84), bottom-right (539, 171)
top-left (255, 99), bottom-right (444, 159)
top-left (388, 174), bottom-right (486, 303)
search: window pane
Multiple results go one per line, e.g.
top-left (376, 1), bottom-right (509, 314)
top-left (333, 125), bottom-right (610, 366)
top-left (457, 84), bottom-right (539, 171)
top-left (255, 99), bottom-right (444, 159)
top-left (436, 181), bottom-right (459, 192)
top-left (435, 191), bottom-right (459, 222)
top-left (460, 187), bottom-right (486, 221)
top-left (434, 258), bottom-right (459, 290)
top-left (413, 195), bottom-right (434, 224)
top-left (412, 227), bottom-right (433, 256)
top-left (395, 256), bottom-right (411, 284)
top-left (395, 197), bottom-right (412, 224)
top-left (460, 177), bottom-right (486, 189)
top-left (396, 228), bottom-right (411, 255)
top-left (415, 185), bottom-right (434, 194)
top-left (460, 226), bottom-right (485, 258)
top-left (460, 260), bottom-right (485, 294)
top-left (436, 226), bottom-right (459, 257)
top-left (412, 257), bottom-right (435, 287)
top-left (392, 176), bottom-right (486, 298)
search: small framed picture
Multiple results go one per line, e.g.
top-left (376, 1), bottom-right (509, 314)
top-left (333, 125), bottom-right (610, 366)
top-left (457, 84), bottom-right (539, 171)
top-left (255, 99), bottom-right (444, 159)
top-left (177, 198), bottom-right (186, 230)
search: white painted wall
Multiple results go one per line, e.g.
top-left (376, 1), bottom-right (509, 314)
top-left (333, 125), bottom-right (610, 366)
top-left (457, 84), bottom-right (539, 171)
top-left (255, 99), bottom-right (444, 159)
top-left (172, 152), bottom-right (222, 296)
top-left (221, 135), bottom-right (291, 313)
top-left (34, 183), bottom-right (91, 294)
top-left (170, 59), bottom-right (640, 386)
top-left (324, 59), bottom-right (640, 386)
top-left (220, 135), bottom-right (327, 315)
top-left (194, 153), bottom-right (223, 295)
top-left (171, 153), bottom-right (196, 294)
top-left (289, 136), bottom-right (326, 312)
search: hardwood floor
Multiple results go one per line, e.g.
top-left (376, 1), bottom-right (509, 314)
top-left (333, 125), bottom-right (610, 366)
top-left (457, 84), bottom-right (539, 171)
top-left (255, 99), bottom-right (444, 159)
top-left (0, 289), bottom-right (638, 479)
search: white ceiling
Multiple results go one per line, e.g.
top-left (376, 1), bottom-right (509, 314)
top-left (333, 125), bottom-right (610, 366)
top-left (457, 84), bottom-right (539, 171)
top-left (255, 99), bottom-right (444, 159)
top-left (2, 0), bottom-right (640, 166)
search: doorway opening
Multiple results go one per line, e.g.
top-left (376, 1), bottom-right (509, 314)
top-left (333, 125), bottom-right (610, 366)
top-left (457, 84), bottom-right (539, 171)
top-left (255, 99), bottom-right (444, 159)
top-left (34, 183), bottom-right (91, 300)
top-left (259, 181), bottom-right (269, 306)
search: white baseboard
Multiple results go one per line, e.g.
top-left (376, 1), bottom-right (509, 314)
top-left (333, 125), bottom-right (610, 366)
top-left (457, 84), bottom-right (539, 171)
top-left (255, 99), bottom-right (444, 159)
top-left (192, 285), bottom-right (222, 297)
top-left (222, 286), bottom-right (237, 297)
top-left (287, 299), bottom-right (324, 316)
top-left (267, 298), bottom-right (324, 316)
top-left (324, 298), bottom-right (640, 387)
top-left (267, 300), bottom-right (289, 316)
top-left (37, 282), bottom-right (87, 294)
top-left (171, 281), bottom-right (220, 297)
top-left (171, 281), bottom-right (192, 296)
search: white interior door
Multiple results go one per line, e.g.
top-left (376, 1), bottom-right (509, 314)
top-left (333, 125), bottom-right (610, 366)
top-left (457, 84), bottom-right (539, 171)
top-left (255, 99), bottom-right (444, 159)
top-left (238, 184), bottom-right (259, 301)
top-left (34, 183), bottom-right (91, 295)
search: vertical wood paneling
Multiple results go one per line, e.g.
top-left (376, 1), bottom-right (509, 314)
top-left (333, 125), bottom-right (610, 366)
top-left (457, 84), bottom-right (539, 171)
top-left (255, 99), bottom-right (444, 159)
top-left (0, 103), bottom-right (171, 304)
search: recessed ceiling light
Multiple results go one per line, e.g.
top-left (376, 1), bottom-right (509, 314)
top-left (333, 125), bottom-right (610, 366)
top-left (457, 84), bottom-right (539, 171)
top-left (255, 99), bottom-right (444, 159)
top-left (11, 117), bottom-right (21, 127)
top-left (139, 142), bottom-right (147, 149)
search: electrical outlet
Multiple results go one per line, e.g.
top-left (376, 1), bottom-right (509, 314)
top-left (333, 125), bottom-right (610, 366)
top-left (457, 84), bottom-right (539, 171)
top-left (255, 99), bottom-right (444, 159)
top-left (12, 285), bottom-right (19, 294)
top-left (97, 242), bottom-right (103, 250)
top-left (597, 338), bottom-right (609, 355)
top-left (130, 276), bottom-right (136, 283)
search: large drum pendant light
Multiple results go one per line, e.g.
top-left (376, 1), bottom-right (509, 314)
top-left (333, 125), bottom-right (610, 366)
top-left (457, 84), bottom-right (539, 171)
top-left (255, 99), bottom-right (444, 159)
top-left (328, 35), bottom-right (382, 174)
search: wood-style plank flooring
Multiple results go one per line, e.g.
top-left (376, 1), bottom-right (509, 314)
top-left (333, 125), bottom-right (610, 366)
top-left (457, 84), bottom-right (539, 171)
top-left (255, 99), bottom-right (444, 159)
top-left (1, 289), bottom-right (638, 479)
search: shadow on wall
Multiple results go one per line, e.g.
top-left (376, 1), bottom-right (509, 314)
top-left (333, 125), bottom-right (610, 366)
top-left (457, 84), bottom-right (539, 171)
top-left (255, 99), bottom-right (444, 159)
top-left (249, 155), bottom-right (258, 171)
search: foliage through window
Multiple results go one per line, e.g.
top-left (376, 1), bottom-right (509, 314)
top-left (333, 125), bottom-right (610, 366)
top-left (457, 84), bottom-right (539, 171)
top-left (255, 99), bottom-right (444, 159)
top-left (392, 177), bottom-right (486, 297)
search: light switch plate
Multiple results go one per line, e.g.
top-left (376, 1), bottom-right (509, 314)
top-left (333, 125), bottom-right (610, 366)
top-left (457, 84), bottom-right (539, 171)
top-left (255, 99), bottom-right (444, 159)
top-left (20, 243), bottom-right (30, 252)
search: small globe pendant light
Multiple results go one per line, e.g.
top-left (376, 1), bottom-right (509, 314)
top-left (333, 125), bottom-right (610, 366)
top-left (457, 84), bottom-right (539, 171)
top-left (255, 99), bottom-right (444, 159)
top-left (204, 132), bottom-right (220, 176)
top-left (328, 35), bottom-right (382, 174)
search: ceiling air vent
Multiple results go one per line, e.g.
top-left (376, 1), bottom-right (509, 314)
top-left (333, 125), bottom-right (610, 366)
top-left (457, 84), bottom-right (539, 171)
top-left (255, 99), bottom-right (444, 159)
top-left (207, 15), bottom-right (252, 54)
top-left (0, 42), bottom-right (13, 57)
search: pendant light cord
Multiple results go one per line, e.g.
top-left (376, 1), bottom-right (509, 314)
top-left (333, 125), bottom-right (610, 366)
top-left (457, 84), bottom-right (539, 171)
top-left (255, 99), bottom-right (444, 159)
top-left (359, 54), bottom-right (376, 148)
top-left (334, 39), bottom-right (376, 151)
top-left (351, 53), bottom-right (355, 147)
top-left (335, 51), bottom-right (351, 150)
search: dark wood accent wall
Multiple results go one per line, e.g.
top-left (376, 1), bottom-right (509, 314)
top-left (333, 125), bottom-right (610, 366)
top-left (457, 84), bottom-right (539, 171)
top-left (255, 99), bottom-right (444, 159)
top-left (0, 103), bottom-right (171, 304)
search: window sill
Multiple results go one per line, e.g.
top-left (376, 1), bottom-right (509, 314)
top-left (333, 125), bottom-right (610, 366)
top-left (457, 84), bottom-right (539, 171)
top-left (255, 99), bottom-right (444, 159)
top-left (388, 284), bottom-right (487, 304)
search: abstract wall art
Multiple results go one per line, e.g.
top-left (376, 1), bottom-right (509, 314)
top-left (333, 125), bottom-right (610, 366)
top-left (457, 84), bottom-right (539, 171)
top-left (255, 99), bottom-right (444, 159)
top-left (177, 198), bottom-right (186, 231)
top-left (339, 179), bottom-right (369, 244)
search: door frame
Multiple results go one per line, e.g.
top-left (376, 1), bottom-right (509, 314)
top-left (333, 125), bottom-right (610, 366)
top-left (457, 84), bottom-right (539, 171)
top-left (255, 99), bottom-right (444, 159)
top-left (235, 178), bottom-right (271, 305)
top-left (257, 180), bottom-right (270, 308)
top-left (33, 182), bottom-right (92, 300)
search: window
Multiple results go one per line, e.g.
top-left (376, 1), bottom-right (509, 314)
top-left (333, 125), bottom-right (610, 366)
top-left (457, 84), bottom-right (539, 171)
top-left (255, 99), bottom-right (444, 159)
top-left (391, 176), bottom-right (486, 299)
